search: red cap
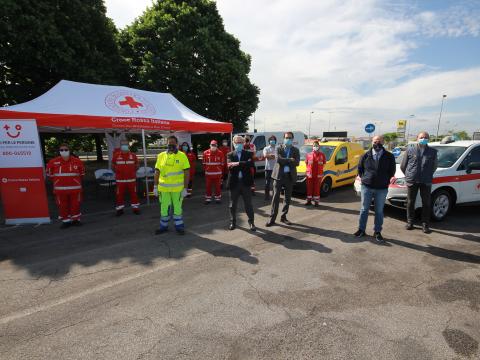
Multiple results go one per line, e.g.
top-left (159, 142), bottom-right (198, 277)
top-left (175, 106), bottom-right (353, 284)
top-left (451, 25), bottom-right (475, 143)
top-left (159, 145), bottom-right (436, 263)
top-left (210, 140), bottom-right (218, 145)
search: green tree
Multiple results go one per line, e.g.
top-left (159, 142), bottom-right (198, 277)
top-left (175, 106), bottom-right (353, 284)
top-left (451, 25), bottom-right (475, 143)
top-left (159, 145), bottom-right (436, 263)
top-left (382, 132), bottom-right (398, 144)
top-left (0, 0), bottom-right (127, 106)
top-left (119, 0), bottom-right (259, 132)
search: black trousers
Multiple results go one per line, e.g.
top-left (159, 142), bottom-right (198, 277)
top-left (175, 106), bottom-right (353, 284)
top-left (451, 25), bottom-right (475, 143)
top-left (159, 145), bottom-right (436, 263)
top-left (407, 183), bottom-right (432, 224)
top-left (265, 170), bottom-right (273, 197)
top-left (229, 183), bottom-right (254, 224)
top-left (270, 173), bottom-right (293, 221)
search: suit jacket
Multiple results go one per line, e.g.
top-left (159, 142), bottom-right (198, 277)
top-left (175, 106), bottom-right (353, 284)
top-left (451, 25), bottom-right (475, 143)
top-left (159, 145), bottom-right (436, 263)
top-left (271, 145), bottom-right (300, 181)
top-left (226, 150), bottom-right (254, 189)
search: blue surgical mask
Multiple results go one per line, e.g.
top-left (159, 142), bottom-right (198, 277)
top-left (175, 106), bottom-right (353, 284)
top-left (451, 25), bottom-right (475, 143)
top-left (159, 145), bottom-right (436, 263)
top-left (235, 144), bottom-right (244, 152)
top-left (284, 138), bottom-right (293, 146)
top-left (269, 140), bottom-right (276, 146)
top-left (182, 145), bottom-right (189, 151)
top-left (121, 145), bottom-right (129, 151)
top-left (418, 138), bottom-right (429, 145)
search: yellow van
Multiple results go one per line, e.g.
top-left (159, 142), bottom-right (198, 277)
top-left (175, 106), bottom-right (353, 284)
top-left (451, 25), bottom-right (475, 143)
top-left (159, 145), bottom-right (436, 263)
top-left (295, 141), bottom-right (365, 196)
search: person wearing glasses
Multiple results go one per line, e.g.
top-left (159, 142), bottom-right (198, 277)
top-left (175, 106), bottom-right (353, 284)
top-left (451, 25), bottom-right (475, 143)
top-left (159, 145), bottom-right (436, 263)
top-left (266, 132), bottom-right (300, 227)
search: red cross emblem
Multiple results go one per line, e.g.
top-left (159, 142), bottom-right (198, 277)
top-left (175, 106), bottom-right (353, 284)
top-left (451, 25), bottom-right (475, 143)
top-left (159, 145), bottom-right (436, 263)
top-left (119, 96), bottom-right (143, 109)
top-left (3, 124), bottom-right (22, 138)
top-left (476, 183), bottom-right (480, 190)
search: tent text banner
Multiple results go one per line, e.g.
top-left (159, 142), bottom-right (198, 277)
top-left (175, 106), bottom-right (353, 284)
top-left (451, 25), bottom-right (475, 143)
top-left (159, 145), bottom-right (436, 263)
top-left (0, 119), bottom-right (50, 224)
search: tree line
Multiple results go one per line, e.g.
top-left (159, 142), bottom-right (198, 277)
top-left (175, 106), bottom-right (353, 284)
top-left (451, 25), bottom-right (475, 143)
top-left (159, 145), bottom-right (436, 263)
top-left (1, 0), bottom-right (259, 159)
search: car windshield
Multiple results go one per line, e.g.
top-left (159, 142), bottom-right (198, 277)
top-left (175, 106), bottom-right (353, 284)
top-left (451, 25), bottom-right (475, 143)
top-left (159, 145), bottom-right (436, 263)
top-left (430, 146), bottom-right (467, 168)
top-left (300, 145), bottom-right (335, 161)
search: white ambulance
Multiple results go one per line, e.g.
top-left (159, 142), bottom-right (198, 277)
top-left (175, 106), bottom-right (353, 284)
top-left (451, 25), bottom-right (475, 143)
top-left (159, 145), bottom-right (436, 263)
top-left (354, 139), bottom-right (480, 221)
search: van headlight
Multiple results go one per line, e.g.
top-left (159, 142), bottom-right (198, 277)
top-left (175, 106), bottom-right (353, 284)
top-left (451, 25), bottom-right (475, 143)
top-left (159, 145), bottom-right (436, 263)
top-left (391, 177), bottom-right (406, 186)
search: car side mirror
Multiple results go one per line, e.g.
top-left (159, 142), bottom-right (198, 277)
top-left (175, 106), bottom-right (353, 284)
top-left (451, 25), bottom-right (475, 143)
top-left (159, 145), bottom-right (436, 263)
top-left (466, 161), bottom-right (480, 174)
top-left (336, 158), bottom-right (346, 165)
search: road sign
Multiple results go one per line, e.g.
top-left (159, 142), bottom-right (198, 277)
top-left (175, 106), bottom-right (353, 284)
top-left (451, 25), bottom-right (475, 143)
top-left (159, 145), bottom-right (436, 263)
top-left (392, 147), bottom-right (402, 157)
top-left (397, 120), bottom-right (407, 129)
top-left (365, 123), bottom-right (375, 134)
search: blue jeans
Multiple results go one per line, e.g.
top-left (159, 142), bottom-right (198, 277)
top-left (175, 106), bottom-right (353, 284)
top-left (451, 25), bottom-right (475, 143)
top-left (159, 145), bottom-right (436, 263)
top-left (358, 185), bottom-right (388, 232)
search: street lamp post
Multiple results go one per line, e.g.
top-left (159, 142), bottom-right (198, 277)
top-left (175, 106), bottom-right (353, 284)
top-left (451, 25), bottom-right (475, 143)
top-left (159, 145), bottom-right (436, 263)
top-left (406, 114), bottom-right (414, 142)
top-left (436, 95), bottom-right (447, 140)
top-left (308, 111), bottom-right (314, 139)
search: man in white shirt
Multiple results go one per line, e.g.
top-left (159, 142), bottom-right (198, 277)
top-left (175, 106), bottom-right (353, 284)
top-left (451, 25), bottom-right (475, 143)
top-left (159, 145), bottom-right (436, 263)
top-left (263, 135), bottom-right (277, 200)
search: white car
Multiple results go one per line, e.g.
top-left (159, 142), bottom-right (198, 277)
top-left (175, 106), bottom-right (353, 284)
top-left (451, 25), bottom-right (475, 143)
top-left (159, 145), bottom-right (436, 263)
top-left (354, 140), bottom-right (480, 221)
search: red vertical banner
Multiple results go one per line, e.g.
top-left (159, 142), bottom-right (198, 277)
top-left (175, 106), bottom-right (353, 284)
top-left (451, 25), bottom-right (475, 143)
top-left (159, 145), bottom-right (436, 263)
top-left (0, 119), bottom-right (50, 224)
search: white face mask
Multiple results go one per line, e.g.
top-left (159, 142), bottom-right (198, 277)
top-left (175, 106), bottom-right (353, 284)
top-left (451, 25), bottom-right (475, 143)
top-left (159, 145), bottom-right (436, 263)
top-left (60, 150), bottom-right (70, 158)
top-left (210, 145), bottom-right (217, 151)
top-left (313, 147), bottom-right (319, 152)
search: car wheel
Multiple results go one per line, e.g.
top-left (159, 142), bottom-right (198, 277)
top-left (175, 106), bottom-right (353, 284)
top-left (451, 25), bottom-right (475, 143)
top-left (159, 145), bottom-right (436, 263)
top-left (431, 189), bottom-right (452, 222)
top-left (320, 177), bottom-right (332, 197)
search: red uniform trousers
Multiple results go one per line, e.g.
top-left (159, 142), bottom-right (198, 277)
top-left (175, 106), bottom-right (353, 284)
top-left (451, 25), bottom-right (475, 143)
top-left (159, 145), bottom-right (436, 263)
top-left (306, 176), bottom-right (322, 202)
top-left (115, 180), bottom-right (140, 210)
top-left (205, 176), bottom-right (222, 202)
top-left (55, 191), bottom-right (82, 222)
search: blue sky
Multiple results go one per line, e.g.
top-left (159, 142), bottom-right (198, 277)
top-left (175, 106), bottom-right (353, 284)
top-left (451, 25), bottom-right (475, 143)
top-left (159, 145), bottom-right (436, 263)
top-left (105, 0), bottom-right (480, 137)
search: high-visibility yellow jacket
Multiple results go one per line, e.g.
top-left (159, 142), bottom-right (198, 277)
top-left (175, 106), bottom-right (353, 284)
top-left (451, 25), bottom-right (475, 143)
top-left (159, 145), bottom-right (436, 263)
top-left (155, 151), bottom-right (190, 192)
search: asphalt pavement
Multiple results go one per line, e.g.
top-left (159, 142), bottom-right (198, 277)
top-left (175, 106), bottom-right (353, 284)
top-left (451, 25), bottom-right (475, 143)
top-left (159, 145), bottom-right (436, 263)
top-left (0, 179), bottom-right (479, 359)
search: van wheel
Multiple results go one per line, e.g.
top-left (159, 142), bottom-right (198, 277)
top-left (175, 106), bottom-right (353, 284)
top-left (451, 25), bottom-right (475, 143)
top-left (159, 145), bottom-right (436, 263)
top-left (320, 177), bottom-right (332, 197)
top-left (431, 189), bottom-right (452, 222)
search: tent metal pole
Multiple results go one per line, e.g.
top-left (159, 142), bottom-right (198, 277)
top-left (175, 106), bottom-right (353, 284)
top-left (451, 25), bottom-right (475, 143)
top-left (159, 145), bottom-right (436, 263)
top-left (141, 129), bottom-right (150, 205)
top-left (230, 132), bottom-right (233, 151)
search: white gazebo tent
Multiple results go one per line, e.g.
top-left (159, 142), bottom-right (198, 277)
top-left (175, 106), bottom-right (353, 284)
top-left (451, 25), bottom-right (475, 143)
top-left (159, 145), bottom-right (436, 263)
top-left (0, 80), bottom-right (233, 205)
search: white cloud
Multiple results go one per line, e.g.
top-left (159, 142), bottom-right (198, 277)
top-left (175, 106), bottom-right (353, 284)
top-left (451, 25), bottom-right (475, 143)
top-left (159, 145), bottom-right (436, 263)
top-left (103, 0), bottom-right (480, 135)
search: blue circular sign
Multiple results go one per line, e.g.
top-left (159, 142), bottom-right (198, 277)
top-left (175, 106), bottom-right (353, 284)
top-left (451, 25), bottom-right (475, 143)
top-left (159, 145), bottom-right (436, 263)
top-left (365, 123), bottom-right (375, 133)
top-left (392, 147), bottom-right (402, 157)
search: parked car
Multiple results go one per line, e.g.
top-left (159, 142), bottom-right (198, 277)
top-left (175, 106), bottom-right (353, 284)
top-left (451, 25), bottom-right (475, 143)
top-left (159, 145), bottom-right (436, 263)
top-left (296, 140), bottom-right (364, 196)
top-left (354, 140), bottom-right (480, 221)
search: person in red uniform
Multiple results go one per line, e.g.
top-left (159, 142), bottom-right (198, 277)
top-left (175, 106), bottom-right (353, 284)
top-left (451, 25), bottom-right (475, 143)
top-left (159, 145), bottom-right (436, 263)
top-left (112, 140), bottom-right (140, 216)
top-left (219, 139), bottom-right (230, 188)
top-left (305, 140), bottom-right (327, 207)
top-left (243, 135), bottom-right (257, 195)
top-left (203, 140), bottom-right (224, 204)
top-left (46, 144), bottom-right (85, 228)
top-left (181, 142), bottom-right (196, 197)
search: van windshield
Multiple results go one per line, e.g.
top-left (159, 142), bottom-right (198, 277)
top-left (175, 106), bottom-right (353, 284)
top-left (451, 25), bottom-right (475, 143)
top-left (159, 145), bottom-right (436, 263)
top-left (300, 145), bottom-right (335, 161)
top-left (430, 146), bottom-right (467, 168)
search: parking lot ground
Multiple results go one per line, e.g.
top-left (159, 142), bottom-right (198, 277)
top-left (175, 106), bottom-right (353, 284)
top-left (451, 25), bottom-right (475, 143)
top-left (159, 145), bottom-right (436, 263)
top-left (0, 180), bottom-right (479, 359)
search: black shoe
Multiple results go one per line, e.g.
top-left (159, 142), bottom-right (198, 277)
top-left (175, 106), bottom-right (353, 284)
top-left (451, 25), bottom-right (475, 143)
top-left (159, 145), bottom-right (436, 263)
top-left (155, 228), bottom-right (168, 235)
top-left (314, 202), bottom-right (319, 207)
top-left (229, 222), bottom-right (236, 230)
top-left (422, 223), bottom-right (431, 234)
top-left (305, 200), bottom-right (312, 206)
top-left (280, 217), bottom-right (292, 225)
top-left (176, 228), bottom-right (185, 235)
top-left (116, 209), bottom-right (124, 217)
top-left (215, 200), bottom-right (221, 204)
top-left (60, 222), bottom-right (71, 229)
top-left (251, 191), bottom-right (256, 196)
top-left (266, 220), bottom-right (275, 227)
top-left (264, 194), bottom-right (270, 201)
top-left (72, 220), bottom-right (82, 227)
top-left (249, 223), bottom-right (257, 232)
top-left (374, 232), bottom-right (385, 244)
top-left (133, 209), bottom-right (141, 215)
top-left (204, 201), bottom-right (211, 205)
top-left (405, 222), bottom-right (414, 230)
top-left (354, 229), bottom-right (365, 237)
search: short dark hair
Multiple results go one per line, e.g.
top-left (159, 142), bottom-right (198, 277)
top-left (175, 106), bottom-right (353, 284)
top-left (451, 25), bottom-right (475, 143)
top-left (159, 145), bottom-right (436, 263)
top-left (59, 143), bottom-right (69, 149)
top-left (167, 135), bottom-right (178, 144)
top-left (268, 135), bottom-right (277, 142)
top-left (313, 140), bottom-right (320, 146)
top-left (284, 132), bottom-right (294, 139)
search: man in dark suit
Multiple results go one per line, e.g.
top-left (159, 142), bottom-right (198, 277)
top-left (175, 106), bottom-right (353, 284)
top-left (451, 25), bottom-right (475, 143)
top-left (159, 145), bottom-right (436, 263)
top-left (266, 131), bottom-right (300, 226)
top-left (227, 135), bottom-right (256, 231)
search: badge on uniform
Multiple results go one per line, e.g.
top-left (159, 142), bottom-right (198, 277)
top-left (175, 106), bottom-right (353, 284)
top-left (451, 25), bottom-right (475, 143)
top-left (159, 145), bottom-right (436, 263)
top-left (176, 160), bottom-right (179, 163)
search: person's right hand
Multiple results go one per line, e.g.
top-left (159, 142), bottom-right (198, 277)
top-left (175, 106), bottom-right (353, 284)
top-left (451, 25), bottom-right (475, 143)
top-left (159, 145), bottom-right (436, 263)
top-left (153, 186), bottom-right (159, 197)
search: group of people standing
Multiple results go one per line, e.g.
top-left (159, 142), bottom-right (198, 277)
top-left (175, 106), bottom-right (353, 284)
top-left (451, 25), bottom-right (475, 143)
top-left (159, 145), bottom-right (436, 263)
top-left (354, 132), bottom-right (438, 244)
top-left (46, 130), bottom-right (438, 242)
